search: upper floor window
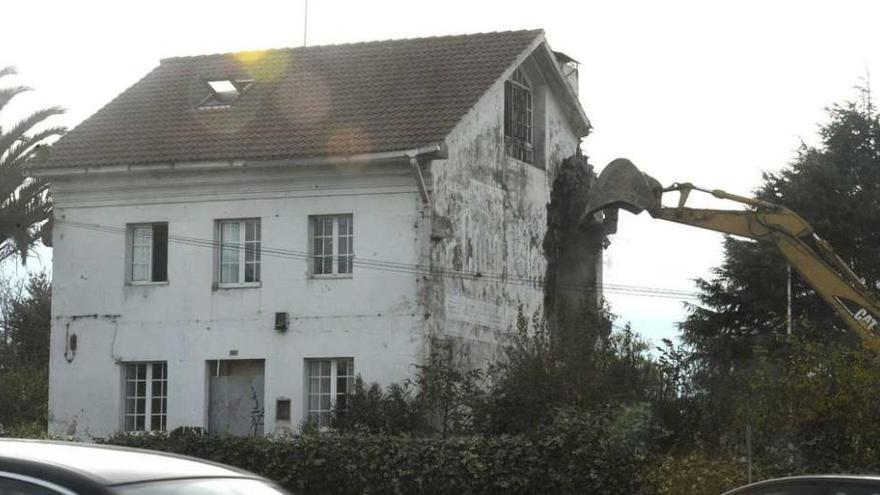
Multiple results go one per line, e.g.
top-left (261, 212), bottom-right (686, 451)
top-left (310, 214), bottom-right (353, 276)
top-left (216, 219), bottom-right (261, 287)
top-left (504, 68), bottom-right (533, 164)
top-left (127, 223), bottom-right (168, 284)
top-left (123, 362), bottom-right (167, 432)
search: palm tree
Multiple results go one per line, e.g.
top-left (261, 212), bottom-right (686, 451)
top-left (0, 66), bottom-right (65, 264)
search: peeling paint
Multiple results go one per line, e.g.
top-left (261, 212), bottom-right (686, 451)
top-left (422, 53), bottom-right (589, 367)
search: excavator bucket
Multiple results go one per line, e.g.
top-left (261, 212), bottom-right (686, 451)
top-left (581, 158), bottom-right (663, 221)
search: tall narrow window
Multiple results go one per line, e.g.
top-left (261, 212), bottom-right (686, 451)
top-left (306, 358), bottom-right (353, 427)
top-left (504, 68), bottom-right (533, 164)
top-left (309, 214), bottom-right (353, 276)
top-left (124, 362), bottom-right (167, 432)
top-left (217, 219), bottom-right (261, 286)
top-left (127, 223), bottom-right (168, 283)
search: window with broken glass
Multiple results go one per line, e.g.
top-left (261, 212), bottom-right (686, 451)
top-left (504, 68), bottom-right (534, 164)
top-left (216, 219), bottom-right (261, 286)
top-left (123, 362), bottom-right (167, 432)
top-left (310, 214), bottom-right (353, 276)
top-left (127, 223), bottom-right (168, 284)
top-left (306, 358), bottom-right (354, 427)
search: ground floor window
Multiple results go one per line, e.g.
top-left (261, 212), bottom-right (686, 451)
top-left (123, 362), bottom-right (167, 432)
top-left (306, 358), bottom-right (354, 427)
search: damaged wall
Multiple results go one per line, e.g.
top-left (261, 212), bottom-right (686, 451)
top-left (543, 153), bottom-right (606, 322)
top-left (423, 50), bottom-right (589, 366)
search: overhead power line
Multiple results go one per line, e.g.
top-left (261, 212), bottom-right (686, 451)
top-left (56, 219), bottom-right (702, 301)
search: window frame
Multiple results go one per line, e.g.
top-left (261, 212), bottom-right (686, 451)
top-left (125, 222), bottom-right (169, 285)
top-left (214, 218), bottom-right (262, 288)
top-left (308, 214), bottom-right (354, 278)
top-left (305, 358), bottom-right (354, 427)
top-left (122, 361), bottom-right (168, 433)
top-left (504, 67), bottom-right (534, 164)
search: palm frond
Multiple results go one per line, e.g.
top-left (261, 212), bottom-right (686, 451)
top-left (0, 106), bottom-right (65, 156)
top-left (0, 66), bottom-right (17, 80)
top-left (0, 183), bottom-right (51, 258)
top-left (0, 86), bottom-right (32, 114)
top-left (1, 178), bottom-right (49, 213)
top-left (0, 167), bottom-right (24, 201)
top-left (0, 210), bottom-right (45, 264)
top-left (0, 66), bottom-right (60, 265)
top-left (0, 125), bottom-right (66, 173)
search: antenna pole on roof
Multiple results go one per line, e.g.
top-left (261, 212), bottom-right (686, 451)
top-left (303, 0), bottom-right (308, 47)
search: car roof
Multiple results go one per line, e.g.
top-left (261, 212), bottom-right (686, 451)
top-left (0, 439), bottom-right (255, 486)
top-left (724, 475), bottom-right (880, 494)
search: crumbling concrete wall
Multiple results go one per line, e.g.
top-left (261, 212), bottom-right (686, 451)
top-left (423, 50), bottom-right (589, 366)
top-left (543, 152), bottom-right (606, 323)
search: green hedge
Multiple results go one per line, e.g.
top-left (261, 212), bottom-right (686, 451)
top-left (106, 430), bottom-right (646, 495)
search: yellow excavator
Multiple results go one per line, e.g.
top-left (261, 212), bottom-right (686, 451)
top-left (582, 158), bottom-right (880, 341)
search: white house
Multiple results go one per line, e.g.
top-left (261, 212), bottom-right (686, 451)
top-left (30, 30), bottom-right (595, 438)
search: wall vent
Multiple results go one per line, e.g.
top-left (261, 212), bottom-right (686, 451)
top-left (274, 312), bottom-right (289, 332)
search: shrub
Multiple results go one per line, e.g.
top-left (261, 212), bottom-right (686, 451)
top-left (107, 407), bottom-right (647, 495)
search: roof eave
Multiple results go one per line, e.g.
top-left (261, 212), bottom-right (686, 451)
top-left (535, 40), bottom-right (591, 136)
top-left (28, 143), bottom-right (447, 178)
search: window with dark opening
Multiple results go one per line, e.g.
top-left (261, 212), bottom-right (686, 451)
top-left (128, 222), bottom-right (168, 283)
top-left (504, 68), bottom-right (533, 164)
top-left (276, 399), bottom-right (291, 422)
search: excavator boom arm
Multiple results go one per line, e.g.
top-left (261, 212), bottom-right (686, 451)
top-left (651, 207), bottom-right (880, 340)
top-left (585, 158), bottom-right (880, 341)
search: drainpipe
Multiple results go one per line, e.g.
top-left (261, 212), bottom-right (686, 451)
top-left (405, 145), bottom-right (442, 208)
top-left (408, 155), bottom-right (431, 208)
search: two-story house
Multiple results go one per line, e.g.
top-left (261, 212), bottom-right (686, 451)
top-left (30, 29), bottom-right (594, 438)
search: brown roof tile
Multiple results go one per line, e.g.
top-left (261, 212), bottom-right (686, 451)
top-left (42, 30), bottom-right (544, 169)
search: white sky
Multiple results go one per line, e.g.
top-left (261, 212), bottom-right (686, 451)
top-left (2, 0), bottom-right (879, 346)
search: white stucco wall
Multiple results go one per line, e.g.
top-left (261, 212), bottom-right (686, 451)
top-left (48, 162), bottom-right (428, 437)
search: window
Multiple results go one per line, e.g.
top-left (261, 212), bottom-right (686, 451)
top-left (123, 362), bottom-right (167, 432)
top-left (216, 219), bottom-right (261, 286)
top-left (310, 214), bottom-right (353, 276)
top-left (127, 223), bottom-right (168, 284)
top-left (275, 399), bottom-right (291, 422)
top-left (306, 358), bottom-right (353, 427)
top-left (504, 67), bottom-right (533, 164)
top-left (198, 78), bottom-right (254, 109)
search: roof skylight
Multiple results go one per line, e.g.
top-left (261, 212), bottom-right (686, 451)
top-left (198, 79), bottom-right (253, 109)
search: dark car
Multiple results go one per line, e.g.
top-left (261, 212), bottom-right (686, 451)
top-left (0, 439), bottom-right (290, 494)
top-left (723, 475), bottom-right (880, 495)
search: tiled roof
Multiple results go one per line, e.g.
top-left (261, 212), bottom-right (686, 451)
top-left (41, 30), bottom-right (545, 169)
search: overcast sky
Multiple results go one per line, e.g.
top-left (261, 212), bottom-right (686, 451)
top-left (2, 0), bottom-right (878, 346)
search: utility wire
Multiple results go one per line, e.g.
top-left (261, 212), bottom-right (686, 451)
top-left (56, 219), bottom-right (702, 301)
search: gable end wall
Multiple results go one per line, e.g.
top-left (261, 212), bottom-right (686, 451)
top-left (425, 53), bottom-right (582, 365)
